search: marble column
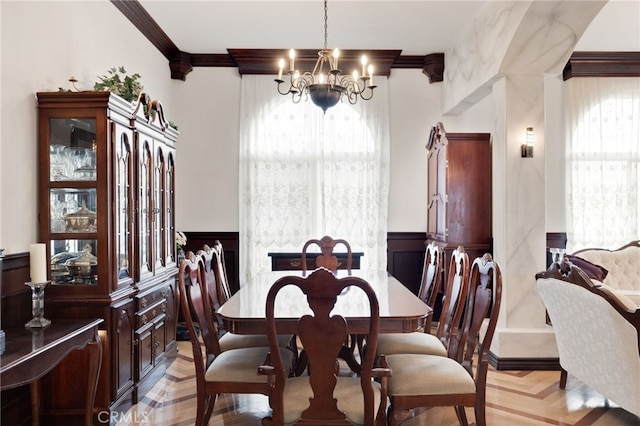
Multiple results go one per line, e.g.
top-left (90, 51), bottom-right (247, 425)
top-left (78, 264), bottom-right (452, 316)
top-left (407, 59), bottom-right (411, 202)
top-left (490, 75), bottom-right (556, 358)
top-left (442, 0), bottom-right (607, 361)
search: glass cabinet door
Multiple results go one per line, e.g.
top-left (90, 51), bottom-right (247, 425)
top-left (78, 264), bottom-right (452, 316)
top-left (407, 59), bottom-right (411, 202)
top-left (46, 117), bottom-right (99, 286)
top-left (153, 146), bottom-right (165, 272)
top-left (138, 139), bottom-right (153, 280)
top-left (115, 123), bottom-right (134, 286)
top-left (164, 153), bottom-right (176, 266)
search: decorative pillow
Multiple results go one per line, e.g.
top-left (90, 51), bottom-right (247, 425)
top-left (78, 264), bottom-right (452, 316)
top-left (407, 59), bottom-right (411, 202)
top-left (565, 254), bottom-right (609, 281)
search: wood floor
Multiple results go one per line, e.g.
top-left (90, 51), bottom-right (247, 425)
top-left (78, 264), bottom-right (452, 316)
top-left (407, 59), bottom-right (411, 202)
top-left (118, 341), bottom-right (640, 425)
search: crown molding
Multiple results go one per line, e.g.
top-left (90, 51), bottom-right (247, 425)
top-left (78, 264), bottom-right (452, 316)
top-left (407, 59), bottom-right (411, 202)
top-left (111, 0), bottom-right (444, 82)
top-left (563, 51), bottom-right (640, 80)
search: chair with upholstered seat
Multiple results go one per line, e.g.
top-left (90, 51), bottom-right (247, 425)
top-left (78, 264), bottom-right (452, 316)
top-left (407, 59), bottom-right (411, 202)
top-left (259, 268), bottom-right (391, 425)
top-left (198, 243), bottom-right (295, 353)
top-left (301, 235), bottom-right (363, 364)
top-left (178, 252), bottom-right (295, 426)
top-left (382, 253), bottom-right (502, 426)
top-left (375, 246), bottom-right (469, 359)
top-left (301, 235), bottom-right (353, 275)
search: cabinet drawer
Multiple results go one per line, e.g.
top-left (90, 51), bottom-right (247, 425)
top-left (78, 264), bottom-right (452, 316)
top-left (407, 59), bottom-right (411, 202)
top-left (275, 257), bottom-right (307, 271)
top-left (136, 284), bottom-right (170, 311)
top-left (268, 252), bottom-right (364, 271)
top-left (136, 299), bottom-right (167, 329)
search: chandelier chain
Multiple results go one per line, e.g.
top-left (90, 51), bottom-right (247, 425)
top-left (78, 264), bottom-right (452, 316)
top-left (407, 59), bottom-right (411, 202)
top-left (323, 0), bottom-right (328, 50)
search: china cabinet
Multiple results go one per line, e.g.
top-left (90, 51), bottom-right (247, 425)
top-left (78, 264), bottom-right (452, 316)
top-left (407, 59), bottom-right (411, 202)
top-left (426, 122), bottom-right (492, 280)
top-left (36, 91), bottom-right (179, 417)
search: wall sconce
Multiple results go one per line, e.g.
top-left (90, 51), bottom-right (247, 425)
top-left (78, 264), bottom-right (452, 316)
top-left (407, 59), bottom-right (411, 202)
top-left (521, 127), bottom-right (534, 158)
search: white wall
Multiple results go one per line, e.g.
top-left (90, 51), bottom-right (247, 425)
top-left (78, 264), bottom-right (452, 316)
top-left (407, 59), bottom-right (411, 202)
top-left (171, 67), bottom-right (241, 232)
top-left (0, 1), bottom-right (173, 253)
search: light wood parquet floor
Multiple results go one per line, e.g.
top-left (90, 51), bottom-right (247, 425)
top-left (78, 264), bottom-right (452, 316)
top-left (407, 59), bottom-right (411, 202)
top-left (118, 341), bottom-right (640, 425)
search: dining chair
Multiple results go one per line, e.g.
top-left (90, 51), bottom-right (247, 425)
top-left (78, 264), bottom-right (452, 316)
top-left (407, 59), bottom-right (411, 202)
top-left (177, 252), bottom-right (295, 426)
top-left (375, 246), bottom-right (469, 359)
top-left (382, 253), bottom-right (502, 426)
top-left (301, 236), bottom-right (363, 366)
top-left (301, 235), bottom-right (353, 275)
top-left (259, 267), bottom-right (391, 425)
top-left (417, 242), bottom-right (444, 328)
top-left (197, 244), bottom-right (296, 354)
top-left (211, 240), bottom-right (232, 304)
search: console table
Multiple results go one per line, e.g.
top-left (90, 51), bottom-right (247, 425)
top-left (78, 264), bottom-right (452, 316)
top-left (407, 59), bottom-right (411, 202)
top-left (0, 318), bottom-right (103, 426)
top-left (268, 252), bottom-right (364, 271)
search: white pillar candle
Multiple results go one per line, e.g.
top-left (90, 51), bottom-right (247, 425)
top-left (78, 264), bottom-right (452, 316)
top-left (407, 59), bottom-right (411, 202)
top-left (289, 49), bottom-right (295, 72)
top-left (30, 243), bottom-right (47, 283)
top-left (278, 58), bottom-right (284, 80)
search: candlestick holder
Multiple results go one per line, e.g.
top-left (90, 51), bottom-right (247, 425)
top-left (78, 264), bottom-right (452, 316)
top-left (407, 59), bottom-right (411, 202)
top-left (24, 281), bottom-right (52, 328)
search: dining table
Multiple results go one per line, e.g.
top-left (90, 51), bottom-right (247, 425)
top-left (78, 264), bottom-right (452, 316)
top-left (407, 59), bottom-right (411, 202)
top-left (216, 268), bottom-right (432, 373)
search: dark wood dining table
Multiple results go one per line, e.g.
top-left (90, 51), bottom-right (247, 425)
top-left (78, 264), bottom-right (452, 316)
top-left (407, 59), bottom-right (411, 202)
top-left (217, 269), bottom-right (431, 336)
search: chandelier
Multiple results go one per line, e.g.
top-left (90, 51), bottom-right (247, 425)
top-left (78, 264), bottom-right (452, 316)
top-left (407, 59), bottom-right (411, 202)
top-left (275, 0), bottom-right (376, 113)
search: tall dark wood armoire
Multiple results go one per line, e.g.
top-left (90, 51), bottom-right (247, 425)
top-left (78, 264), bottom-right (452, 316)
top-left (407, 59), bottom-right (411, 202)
top-left (426, 122), bottom-right (492, 284)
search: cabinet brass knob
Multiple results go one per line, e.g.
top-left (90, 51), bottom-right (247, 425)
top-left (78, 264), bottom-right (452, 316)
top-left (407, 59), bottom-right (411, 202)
top-left (141, 298), bottom-right (148, 308)
top-left (142, 314), bottom-right (148, 325)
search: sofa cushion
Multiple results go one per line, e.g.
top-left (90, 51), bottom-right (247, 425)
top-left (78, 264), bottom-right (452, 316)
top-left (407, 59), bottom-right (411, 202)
top-left (573, 245), bottom-right (640, 292)
top-left (565, 254), bottom-right (608, 281)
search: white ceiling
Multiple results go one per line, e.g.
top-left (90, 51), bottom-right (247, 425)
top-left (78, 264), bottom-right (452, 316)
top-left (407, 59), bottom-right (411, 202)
top-left (138, 0), bottom-right (640, 56)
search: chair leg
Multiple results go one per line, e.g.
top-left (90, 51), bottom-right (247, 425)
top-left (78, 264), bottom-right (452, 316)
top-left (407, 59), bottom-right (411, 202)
top-left (559, 368), bottom-right (568, 389)
top-left (455, 406), bottom-right (469, 426)
top-left (387, 405), bottom-right (412, 426)
top-left (203, 393), bottom-right (217, 425)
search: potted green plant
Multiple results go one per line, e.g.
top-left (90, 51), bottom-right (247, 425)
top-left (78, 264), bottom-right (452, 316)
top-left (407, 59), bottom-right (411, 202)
top-left (93, 66), bottom-right (143, 102)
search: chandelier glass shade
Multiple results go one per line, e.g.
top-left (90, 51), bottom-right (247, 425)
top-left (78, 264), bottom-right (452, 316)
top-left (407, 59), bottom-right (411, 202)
top-left (275, 0), bottom-right (376, 112)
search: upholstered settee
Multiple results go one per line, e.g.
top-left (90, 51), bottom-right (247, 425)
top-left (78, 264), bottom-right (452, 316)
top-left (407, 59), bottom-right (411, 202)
top-left (567, 240), bottom-right (640, 307)
top-left (536, 258), bottom-right (640, 417)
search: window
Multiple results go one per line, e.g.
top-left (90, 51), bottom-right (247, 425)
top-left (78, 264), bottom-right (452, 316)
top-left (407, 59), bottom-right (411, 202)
top-left (239, 76), bottom-right (390, 281)
top-left (566, 77), bottom-right (640, 250)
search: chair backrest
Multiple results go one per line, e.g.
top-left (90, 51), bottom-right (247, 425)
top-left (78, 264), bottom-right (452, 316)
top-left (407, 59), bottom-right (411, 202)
top-left (452, 253), bottom-right (502, 376)
top-left (417, 242), bottom-right (443, 308)
top-left (177, 252), bottom-right (222, 372)
top-left (435, 246), bottom-right (470, 346)
top-left (265, 268), bottom-right (380, 425)
top-left (301, 235), bottom-right (353, 275)
top-left (197, 244), bottom-right (222, 311)
top-left (211, 240), bottom-right (232, 304)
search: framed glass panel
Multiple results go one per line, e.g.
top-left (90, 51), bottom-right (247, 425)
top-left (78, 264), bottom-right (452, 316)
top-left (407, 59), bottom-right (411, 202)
top-left (49, 118), bottom-right (96, 181)
top-left (50, 239), bottom-right (98, 285)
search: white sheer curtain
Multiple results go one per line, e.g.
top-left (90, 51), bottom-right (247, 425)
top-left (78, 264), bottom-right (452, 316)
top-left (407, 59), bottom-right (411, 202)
top-left (565, 77), bottom-right (640, 251)
top-left (239, 75), bottom-right (390, 282)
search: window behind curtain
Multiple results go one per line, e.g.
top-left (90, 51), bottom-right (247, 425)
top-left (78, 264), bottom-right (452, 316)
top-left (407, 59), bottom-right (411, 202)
top-left (239, 75), bottom-right (390, 282)
top-left (566, 77), bottom-right (640, 251)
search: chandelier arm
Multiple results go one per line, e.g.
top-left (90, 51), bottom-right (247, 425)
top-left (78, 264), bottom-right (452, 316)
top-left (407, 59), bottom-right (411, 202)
top-left (276, 80), bottom-right (295, 96)
top-left (344, 90), bottom-right (359, 105)
top-left (359, 86), bottom-right (376, 101)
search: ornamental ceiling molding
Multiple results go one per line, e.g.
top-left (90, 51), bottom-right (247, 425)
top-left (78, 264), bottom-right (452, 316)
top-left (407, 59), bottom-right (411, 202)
top-left (111, 1), bottom-right (637, 83)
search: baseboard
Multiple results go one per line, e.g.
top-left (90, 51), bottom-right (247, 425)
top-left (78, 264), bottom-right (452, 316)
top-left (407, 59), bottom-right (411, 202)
top-left (489, 351), bottom-right (561, 371)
